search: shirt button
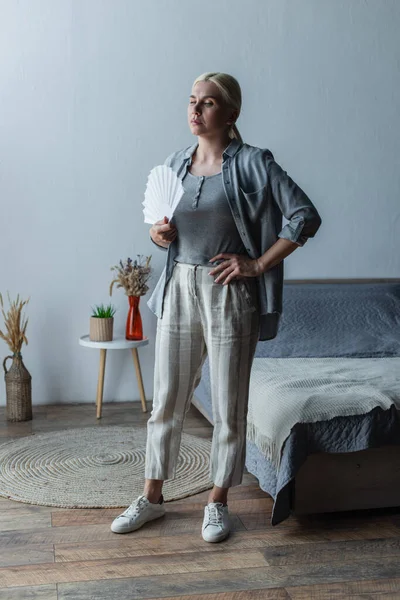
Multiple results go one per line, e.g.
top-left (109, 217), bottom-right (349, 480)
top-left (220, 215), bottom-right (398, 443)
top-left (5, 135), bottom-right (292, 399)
top-left (225, 180), bottom-right (230, 184)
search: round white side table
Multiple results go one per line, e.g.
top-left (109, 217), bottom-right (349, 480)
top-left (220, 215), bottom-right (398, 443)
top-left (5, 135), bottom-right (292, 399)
top-left (79, 334), bottom-right (150, 419)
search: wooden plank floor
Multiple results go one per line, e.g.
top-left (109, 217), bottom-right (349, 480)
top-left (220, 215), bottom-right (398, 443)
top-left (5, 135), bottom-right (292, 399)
top-left (0, 402), bottom-right (400, 599)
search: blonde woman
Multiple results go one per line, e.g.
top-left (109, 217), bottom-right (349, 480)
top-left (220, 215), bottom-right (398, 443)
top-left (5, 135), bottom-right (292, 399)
top-left (111, 72), bottom-right (322, 542)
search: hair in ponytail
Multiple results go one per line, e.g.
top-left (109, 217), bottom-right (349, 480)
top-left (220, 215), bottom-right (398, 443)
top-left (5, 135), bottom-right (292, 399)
top-left (192, 72), bottom-right (243, 143)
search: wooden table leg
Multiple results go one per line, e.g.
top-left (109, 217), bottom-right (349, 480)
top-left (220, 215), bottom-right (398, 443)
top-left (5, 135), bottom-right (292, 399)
top-left (96, 348), bottom-right (107, 419)
top-left (131, 347), bottom-right (147, 412)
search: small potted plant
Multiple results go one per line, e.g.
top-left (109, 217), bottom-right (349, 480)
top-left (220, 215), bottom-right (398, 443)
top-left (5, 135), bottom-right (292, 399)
top-left (90, 303), bottom-right (117, 342)
top-left (110, 255), bottom-right (152, 341)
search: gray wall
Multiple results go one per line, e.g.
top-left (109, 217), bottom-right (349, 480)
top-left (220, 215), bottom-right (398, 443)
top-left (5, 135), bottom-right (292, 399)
top-left (1, 0), bottom-right (399, 406)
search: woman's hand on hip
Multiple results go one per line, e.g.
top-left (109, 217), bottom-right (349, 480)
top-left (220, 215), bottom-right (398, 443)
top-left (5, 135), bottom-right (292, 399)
top-left (208, 253), bottom-right (263, 284)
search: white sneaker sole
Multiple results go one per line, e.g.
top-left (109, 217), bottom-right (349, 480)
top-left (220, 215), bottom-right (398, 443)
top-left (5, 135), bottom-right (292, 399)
top-left (202, 528), bottom-right (230, 543)
top-left (111, 509), bottom-right (165, 534)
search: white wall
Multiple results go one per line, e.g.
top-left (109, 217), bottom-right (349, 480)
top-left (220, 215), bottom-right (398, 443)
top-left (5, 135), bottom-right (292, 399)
top-left (1, 0), bottom-right (399, 406)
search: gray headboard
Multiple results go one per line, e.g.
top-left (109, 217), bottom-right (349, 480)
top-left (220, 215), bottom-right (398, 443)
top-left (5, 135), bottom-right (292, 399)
top-left (254, 279), bottom-right (400, 358)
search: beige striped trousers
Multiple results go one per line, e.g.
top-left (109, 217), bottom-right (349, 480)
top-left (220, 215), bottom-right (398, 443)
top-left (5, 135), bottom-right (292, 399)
top-left (145, 261), bottom-right (260, 488)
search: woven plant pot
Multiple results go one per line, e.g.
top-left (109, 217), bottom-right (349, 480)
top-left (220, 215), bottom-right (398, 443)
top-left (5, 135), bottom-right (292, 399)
top-left (90, 317), bottom-right (114, 342)
top-left (3, 353), bottom-right (32, 422)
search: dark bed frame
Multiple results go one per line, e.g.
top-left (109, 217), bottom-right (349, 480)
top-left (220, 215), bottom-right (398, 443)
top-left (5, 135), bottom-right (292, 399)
top-left (192, 278), bottom-right (400, 516)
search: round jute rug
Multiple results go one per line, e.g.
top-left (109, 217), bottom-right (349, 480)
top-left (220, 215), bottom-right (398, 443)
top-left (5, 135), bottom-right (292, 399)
top-left (0, 426), bottom-right (214, 508)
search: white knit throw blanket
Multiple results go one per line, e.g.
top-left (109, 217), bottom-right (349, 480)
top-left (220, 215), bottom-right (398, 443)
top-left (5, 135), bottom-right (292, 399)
top-left (246, 357), bottom-right (400, 469)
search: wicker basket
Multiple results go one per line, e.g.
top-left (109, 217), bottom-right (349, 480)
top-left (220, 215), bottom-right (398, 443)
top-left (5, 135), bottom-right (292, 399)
top-left (3, 353), bottom-right (32, 422)
top-left (90, 317), bottom-right (114, 342)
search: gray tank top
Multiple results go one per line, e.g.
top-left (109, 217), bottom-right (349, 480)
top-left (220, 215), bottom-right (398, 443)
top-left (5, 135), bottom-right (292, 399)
top-left (172, 169), bottom-right (248, 266)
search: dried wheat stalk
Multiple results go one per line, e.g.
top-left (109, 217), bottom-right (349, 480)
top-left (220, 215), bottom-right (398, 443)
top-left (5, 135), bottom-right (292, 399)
top-left (0, 292), bottom-right (30, 355)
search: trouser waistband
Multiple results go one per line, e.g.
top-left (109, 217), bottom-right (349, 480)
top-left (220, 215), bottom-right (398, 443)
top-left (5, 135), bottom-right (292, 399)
top-left (173, 260), bottom-right (223, 270)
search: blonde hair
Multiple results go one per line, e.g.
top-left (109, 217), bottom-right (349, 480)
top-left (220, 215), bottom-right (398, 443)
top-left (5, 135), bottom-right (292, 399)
top-left (192, 72), bottom-right (243, 143)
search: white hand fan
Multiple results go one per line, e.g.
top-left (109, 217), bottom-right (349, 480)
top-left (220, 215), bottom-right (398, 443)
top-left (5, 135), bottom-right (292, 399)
top-left (142, 164), bottom-right (185, 224)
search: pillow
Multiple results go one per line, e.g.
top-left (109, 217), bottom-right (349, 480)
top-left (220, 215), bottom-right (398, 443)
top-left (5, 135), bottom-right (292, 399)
top-left (254, 282), bottom-right (400, 358)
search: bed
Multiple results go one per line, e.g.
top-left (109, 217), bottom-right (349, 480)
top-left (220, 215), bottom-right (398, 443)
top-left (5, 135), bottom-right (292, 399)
top-left (191, 279), bottom-right (400, 525)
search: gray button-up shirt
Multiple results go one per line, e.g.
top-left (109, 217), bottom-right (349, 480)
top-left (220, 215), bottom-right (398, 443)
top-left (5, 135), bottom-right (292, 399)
top-left (147, 138), bottom-right (322, 340)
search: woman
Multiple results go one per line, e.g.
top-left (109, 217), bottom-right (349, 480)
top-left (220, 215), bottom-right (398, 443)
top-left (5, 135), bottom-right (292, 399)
top-left (111, 72), bottom-right (322, 542)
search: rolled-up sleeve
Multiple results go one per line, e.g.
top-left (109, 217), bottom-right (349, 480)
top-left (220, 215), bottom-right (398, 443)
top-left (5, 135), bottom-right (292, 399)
top-left (266, 155), bottom-right (322, 246)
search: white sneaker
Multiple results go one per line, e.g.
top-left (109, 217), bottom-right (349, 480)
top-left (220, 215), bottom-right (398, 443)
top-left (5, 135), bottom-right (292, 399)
top-left (202, 501), bottom-right (230, 543)
top-left (111, 494), bottom-right (165, 534)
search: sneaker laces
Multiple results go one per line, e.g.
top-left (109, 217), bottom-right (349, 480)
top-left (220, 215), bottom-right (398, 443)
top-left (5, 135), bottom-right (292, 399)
top-left (206, 502), bottom-right (224, 526)
top-left (120, 496), bottom-right (148, 518)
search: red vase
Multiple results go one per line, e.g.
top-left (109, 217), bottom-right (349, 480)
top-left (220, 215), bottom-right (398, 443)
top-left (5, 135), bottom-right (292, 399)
top-left (126, 295), bottom-right (143, 340)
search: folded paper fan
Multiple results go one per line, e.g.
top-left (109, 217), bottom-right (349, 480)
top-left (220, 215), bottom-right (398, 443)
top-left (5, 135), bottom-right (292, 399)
top-left (142, 165), bottom-right (185, 224)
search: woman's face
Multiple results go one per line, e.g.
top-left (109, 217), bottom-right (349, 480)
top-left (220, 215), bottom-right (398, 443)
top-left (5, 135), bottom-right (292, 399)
top-left (188, 81), bottom-right (237, 138)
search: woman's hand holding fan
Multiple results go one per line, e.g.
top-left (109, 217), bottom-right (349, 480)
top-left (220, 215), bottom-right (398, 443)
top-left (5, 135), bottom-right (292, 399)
top-left (150, 216), bottom-right (177, 248)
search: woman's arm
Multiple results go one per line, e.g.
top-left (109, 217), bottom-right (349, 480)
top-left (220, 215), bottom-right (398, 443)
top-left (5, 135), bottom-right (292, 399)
top-left (256, 237), bottom-right (299, 274)
top-left (265, 152), bottom-right (322, 247)
top-left (150, 235), bottom-right (168, 251)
